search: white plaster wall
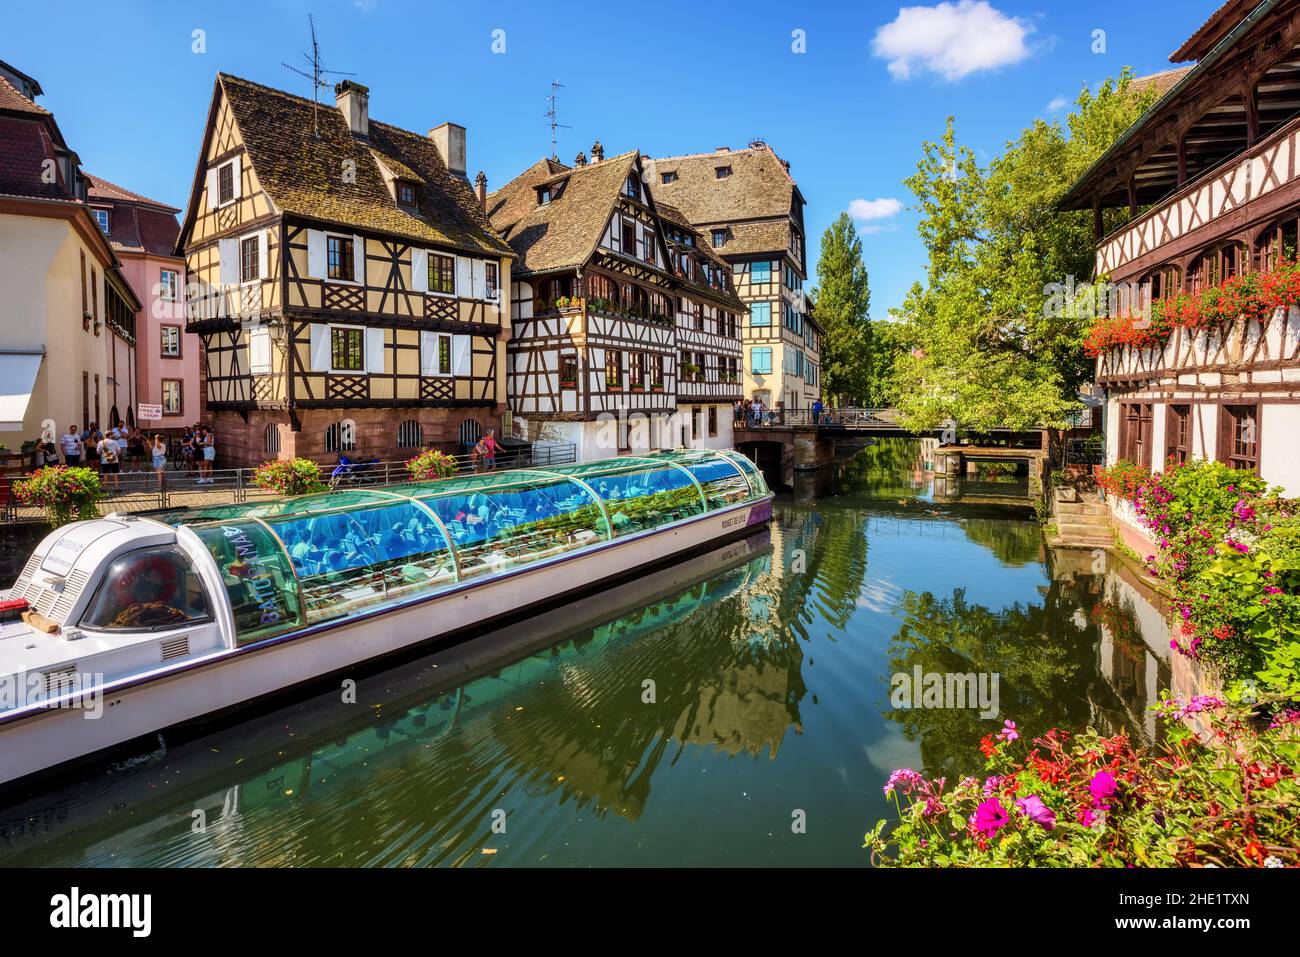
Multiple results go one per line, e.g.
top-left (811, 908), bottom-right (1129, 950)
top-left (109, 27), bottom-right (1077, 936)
top-left (1260, 403), bottom-right (1300, 496)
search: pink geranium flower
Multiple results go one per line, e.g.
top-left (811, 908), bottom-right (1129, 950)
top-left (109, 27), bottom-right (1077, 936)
top-left (1088, 770), bottom-right (1118, 807)
top-left (972, 797), bottom-right (1010, 836)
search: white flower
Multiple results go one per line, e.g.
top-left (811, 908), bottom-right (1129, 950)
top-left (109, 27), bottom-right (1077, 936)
top-left (1264, 856), bottom-right (1284, 868)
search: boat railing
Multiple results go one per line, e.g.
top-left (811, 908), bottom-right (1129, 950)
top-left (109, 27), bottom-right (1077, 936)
top-left (7, 443), bottom-right (579, 521)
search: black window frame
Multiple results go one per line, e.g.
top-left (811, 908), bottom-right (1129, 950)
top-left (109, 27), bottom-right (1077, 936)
top-left (327, 235), bottom-right (356, 282)
top-left (429, 253), bottom-right (456, 295)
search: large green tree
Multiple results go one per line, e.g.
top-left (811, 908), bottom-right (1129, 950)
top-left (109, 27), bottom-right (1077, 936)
top-left (890, 70), bottom-right (1157, 432)
top-left (813, 212), bottom-right (873, 405)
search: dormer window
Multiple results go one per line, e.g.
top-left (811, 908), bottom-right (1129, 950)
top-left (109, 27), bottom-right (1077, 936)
top-left (661, 171), bottom-right (677, 185)
top-left (537, 186), bottom-right (552, 205)
top-left (715, 165), bottom-right (731, 179)
top-left (712, 229), bottom-right (727, 248)
top-left (397, 182), bottom-right (417, 207)
top-left (93, 208), bottom-right (110, 233)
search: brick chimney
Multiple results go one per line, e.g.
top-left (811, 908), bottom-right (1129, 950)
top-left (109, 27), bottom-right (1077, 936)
top-left (335, 80), bottom-right (369, 138)
top-left (591, 140), bottom-right (604, 163)
top-left (429, 122), bottom-right (467, 179)
top-left (474, 170), bottom-right (487, 210)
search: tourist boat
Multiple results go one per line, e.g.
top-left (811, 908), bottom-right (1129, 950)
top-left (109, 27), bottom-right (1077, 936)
top-left (0, 449), bottom-right (772, 786)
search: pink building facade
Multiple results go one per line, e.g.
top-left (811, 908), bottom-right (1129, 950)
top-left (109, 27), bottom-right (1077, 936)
top-left (86, 175), bottom-right (198, 432)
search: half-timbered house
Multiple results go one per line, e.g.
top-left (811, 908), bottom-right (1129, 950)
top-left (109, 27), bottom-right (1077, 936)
top-left (176, 74), bottom-right (513, 466)
top-left (645, 144), bottom-right (821, 412)
top-left (1061, 0), bottom-right (1300, 497)
top-left (657, 202), bottom-right (745, 450)
top-left (489, 146), bottom-right (689, 459)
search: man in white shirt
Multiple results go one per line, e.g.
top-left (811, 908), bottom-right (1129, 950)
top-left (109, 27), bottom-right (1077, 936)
top-left (61, 426), bottom-right (83, 466)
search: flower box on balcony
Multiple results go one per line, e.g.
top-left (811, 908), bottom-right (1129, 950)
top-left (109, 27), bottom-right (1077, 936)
top-left (630, 385), bottom-right (645, 393)
top-left (607, 384), bottom-right (623, 393)
top-left (559, 379), bottom-right (576, 389)
top-left (651, 383), bottom-right (664, 393)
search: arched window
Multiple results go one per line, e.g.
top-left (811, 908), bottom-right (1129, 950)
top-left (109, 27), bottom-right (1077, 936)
top-left (397, 419), bottom-right (423, 448)
top-left (264, 423), bottom-right (281, 455)
top-left (325, 420), bottom-right (356, 454)
top-left (458, 419), bottom-right (482, 446)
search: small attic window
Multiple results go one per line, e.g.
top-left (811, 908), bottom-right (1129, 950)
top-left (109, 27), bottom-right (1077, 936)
top-left (715, 165), bottom-right (732, 179)
top-left (712, 229), bottom-right (727, 248)
top-left (661, 171), bottom-right (677, 185)
top-left (537, 186), bottom-right (552, 205)
top-left (397, 182), bottom-right (417, 207)
top-left (625, 174), bottom-right (640, 200)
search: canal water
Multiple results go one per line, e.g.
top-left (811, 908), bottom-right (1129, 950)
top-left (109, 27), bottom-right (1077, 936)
top-left (0, 440), bottom-right (1171, 867)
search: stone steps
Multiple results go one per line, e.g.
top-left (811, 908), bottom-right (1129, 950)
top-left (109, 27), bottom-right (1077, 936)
top-left (1055, 501), bottom-right (1108, 517)
top-left (1056, 521), bottom-right (1114, 544)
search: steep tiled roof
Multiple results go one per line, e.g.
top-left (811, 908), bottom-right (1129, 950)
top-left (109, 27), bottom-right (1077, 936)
top-left (488, 151), bottom-right (639, 275)
top-left (0, 73), bottom-right (48, 116)
top-left (1170, 0), bottom-right (1257, 63)
top-left (0, 114), bottom-right (66, 199)
top-left (1129, 66), bottom-right (1194, 102)
top-left (212, 73), bottom-right (510, 258)
top-left (485, 156), bottom-right (570, 234)
top-left (85, 173), bottom-right (181, 258)
top-left (644, 146), bottom-right (797, 225)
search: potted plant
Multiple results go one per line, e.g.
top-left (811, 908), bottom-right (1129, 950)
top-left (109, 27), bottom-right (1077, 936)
top-left (554, 296), bottom-right (571, 309)
top-left (14, 466), bottom-right (102, 527)
top-left (651, 380), bottom-right (665, 393)
top-left (251, 457), bottom-right (328, 496)
top-left (630, 382), bottom-right (646, 393)
top-left (606, 377), bottom-right (623, 392)
top-left (559, 377), bottom-right (577, 389)
top-left (405, 448), bottom-right (459, 481)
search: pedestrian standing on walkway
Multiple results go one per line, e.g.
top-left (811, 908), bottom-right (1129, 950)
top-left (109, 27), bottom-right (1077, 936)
top-left (61, 426), bottom-right (82, 467)
top-left (812, 398), bottom-right (824, 425)
top-left (96, 430), bottom-right (121, 490)
top-left (84, 428), bottom-right (101, 472)
top-left (151, 434), bottom-right (169, 485)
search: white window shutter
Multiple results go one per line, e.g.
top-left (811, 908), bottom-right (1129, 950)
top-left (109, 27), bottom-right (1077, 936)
top-left (452, 335), bottom-right (471, 376)
top-left (455, 256), bottom-right (472, 297)
top-left (365, 327), bottom-right (385, 374)
top-left (309, 324), bottom-right (330, 371)
top-left (257, 231), bottom-right (268, 279)
top-left (249, 326), bottom-right (272, 374)
top-left (353, 234), bottom-right (365, 284)
top-left (205, 168), bottom-right (218, 210)
top-left (230, 154), bottom-right (242, 201)
top-left (307, 230), bottom-right (326, 278)
top-left (471, 260), bottom-right (487, 300)
top-left (411, 248), bottom-right (428, 293)
top-left (218, 238), bottom-right (238, 286)
top-left (419, 331), bottom-right (437, 376)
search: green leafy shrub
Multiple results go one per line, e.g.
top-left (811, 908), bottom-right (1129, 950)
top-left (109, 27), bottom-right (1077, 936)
top-left (251, 458), bottom-right (328, 496)
top-left (868, 697), bottom-right (1300, 867)
top-left (13, 466), bottom-right (101, 527)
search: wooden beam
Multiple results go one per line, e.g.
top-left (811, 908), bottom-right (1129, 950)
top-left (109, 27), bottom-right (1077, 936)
top-left (1093, 196), bottom-right (1104, 242)
top-left (1177, 135), bottom-right (1188, 186)
top-left (1245, 80), bottom-right (1260, 146)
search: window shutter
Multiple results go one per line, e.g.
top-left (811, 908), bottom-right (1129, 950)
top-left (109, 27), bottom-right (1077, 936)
top-left (307, 230), bottom-right (326, 278)
top-left (420, 331), bottom-right (438, 376)
top-left (230, 154), bottom-right (242, 201)
top-left (365, 327), bottom-right (385, 374)
top-left (249, 326), bottom-right (272, 374)
top-left (257, 231), bottom-right (269, 279)
top-left (471, 260), bottom-right (487, 300)
top-left (309, 324), bottom-right (330, 371)
top-left (353, 234), bottom-right (366, 285)
top-left (452, 334), bottom-right (472, 376)
top-left (218, 238), bottom-right (238, 286)
top-left (411, 248), bottom-right (428, 293)
top-left (455, 256), bottom-right (473, 298)
top-left (205, 168), bottom-right (218, 210)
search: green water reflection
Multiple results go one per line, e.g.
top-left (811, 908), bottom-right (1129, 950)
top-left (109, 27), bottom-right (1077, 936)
top-left (0, 440), bottom-right (1170, 867)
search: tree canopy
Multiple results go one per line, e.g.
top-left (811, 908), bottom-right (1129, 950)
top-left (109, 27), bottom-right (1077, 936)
top-left (887, 70), bottom-right (1157, 432)
top-left (813, 212), bottom-right (873, 405)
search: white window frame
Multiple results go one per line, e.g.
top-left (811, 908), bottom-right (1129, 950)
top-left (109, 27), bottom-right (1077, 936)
top-left (323, 231), bottom-right (364, 286)
top-left (421, 331), bottom-right (454, 377)
top-left (92, 208), bottom-right (110, 232)
top-left (238, 231), bottom-right (265, 287)
top-left (326, 323), bottom-right (368, 375)
top-left (160, 268), bottom-right (179, 302)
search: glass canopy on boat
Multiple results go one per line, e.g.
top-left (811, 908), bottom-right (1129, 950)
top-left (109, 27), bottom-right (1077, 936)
top-left (179, 450), bottom-right (768, 645)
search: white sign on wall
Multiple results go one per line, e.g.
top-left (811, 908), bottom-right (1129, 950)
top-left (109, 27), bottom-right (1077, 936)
top-left (138, 404), bottom-right (163, 421)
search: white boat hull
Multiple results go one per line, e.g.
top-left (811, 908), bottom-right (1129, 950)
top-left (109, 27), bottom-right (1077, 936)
top-left (0, 497), bottom-right (772, 786)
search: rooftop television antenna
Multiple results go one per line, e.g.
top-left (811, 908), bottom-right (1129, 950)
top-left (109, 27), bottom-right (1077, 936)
top-left (545, 80), bottom-right (571, 159)
top-left (281, 14), bottom-right (356, 139)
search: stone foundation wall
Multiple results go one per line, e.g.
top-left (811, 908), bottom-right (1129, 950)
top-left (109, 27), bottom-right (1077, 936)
top-left (209, 406), bottom-right (504, 468)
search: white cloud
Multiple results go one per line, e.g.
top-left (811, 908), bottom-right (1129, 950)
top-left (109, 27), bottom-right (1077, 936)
top-left (872, 1), bottom-right (1032, 81)
top-left (1046, 95), bottom-right (1068, 113)
top-left (848, 197), bottom-right (904, 221)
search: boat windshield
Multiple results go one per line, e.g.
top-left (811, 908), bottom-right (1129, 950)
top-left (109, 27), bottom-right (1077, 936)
top-left (185, 450), bottom-right (768, 644)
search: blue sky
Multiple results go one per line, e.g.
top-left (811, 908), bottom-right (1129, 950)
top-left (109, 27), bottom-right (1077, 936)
top-left (5, 0), bottom-right (1220, 316)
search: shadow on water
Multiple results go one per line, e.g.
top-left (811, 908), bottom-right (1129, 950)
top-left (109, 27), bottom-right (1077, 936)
top-left (0, 440), bottom-right (1171, 867)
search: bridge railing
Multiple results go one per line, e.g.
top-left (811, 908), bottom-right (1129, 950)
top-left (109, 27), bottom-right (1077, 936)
top-left (736, 407), bottom-right (900, 429)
